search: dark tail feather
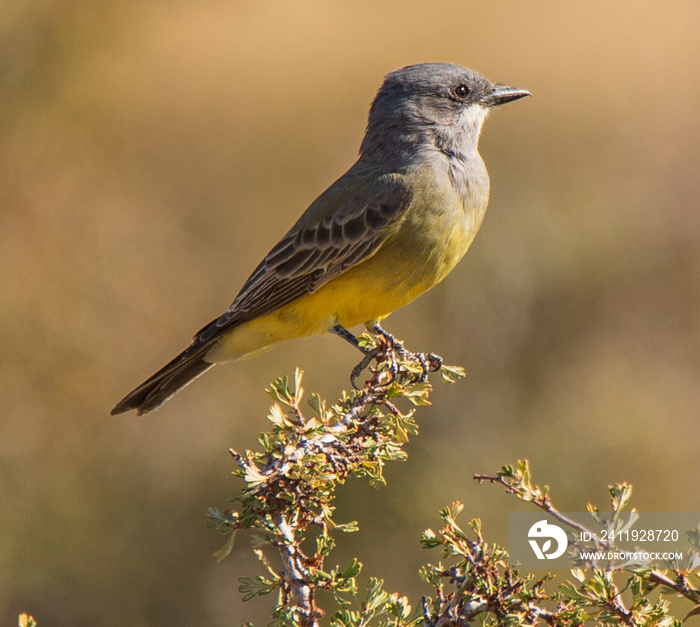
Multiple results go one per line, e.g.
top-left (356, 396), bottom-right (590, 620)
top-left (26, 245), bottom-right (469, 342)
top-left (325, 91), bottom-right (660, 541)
top-left (110, 347), bottom-right (215, 416)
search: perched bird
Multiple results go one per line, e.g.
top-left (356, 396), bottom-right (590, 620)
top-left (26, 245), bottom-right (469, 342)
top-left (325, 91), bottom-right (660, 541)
top-left (111, 63), bottom-right (529, 415)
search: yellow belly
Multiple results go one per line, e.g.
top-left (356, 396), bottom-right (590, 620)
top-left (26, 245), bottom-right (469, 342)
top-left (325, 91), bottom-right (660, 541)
top-left (210, 178), bottom-right (488, 362)
top-left (210, 259), bottom-right (425, 361)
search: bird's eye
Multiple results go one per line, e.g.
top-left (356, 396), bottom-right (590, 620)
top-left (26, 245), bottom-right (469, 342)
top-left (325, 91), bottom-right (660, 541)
top-left (453, 83), bottom-right (470, 99)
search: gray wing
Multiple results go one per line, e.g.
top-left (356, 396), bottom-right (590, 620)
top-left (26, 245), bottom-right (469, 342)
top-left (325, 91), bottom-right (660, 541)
top-left (195, 175), bottom-right (413, 344)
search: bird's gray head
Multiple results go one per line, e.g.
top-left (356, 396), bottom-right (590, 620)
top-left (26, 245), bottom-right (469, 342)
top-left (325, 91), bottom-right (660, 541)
top-left (360, 63), bottom-right (529, 167)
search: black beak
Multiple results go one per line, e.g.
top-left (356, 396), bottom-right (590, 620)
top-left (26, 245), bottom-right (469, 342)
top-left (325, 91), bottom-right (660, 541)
top-left (484, 84), bottom-right (531, 107)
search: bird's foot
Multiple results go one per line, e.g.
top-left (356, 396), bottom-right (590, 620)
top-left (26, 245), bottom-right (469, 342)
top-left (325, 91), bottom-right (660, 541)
top-left (371, 322), bottom-right (405, 356)
top-left (413, 351), bottom-right (443, 382)
top-left (350, 348), bottom-right (380, 389)
top-left (331, 322), bottom-right (442, 389)
top-left (371, 323), bottom-right (442, 383)
top-left (330, 324), bottom-right (380, 389)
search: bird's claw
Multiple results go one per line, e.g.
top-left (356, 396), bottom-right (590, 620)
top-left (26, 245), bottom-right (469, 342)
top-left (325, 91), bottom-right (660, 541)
top-left (348, 323), bottom-right (443, 389)
top-left (420, 352), bottom-right (443, 381)
top-left (372, 323), bottom-right (405, 355)
top-left (350, 347), bottom-right (379, 390)
top-left (397, 349), bottom-right (442, 382)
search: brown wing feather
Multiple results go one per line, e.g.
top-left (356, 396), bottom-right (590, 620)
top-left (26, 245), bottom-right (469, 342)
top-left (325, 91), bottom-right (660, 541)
top-left (195, 177), bottom-right (412, 343)
top-left (110, 174), bottom-right (412, 415)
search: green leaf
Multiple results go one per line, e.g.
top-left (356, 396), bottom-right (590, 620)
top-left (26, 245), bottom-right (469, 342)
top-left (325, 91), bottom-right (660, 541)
top-left (440, 364), bottom-right (466, 384)
top-left (267, 403), bottom-right (289, 426)
top-left (213, 529), bottom-right (237, 562)
top-left (609, 482), bottom-right (633, 512)
top-left (293, 367), bottom-right (304, 403)
top-left (421, 528), bottom-right (441, 549)
top-left (364, 577), bottom-right (390, 612)
top-left (238, 575), bottom-right (278, 601)
top-left (331, 520), bottom-right (360, 534)
top-left (308, 392), bottom-right (327, 421)
top-left (339, 558), bottom-right (362, 579)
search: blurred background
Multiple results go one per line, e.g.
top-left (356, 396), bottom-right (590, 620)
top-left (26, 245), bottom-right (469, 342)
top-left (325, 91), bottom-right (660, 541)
top-left (2, 1), bottom-right (699, 624)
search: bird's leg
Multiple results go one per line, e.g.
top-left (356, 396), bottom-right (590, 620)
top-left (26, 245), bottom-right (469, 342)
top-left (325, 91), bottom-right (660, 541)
top-left (371, 322), bottom-right (442, 383)
top-left (330, 324), bottom-right (378, 389)
top-left (330, 324), bottom-right (365, 351)
top-left (369, 322), bottom-right (402, 382)
top-left (371, 322), bottom-right (405, 355)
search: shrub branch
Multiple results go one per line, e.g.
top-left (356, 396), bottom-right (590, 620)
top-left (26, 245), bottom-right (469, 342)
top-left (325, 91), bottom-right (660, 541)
top-left (207, 338), bottom-right (699, 626)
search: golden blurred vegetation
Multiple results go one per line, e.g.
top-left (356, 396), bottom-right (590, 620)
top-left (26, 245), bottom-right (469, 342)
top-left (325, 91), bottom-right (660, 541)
top-left (1, 1), bottom-right (699, 624)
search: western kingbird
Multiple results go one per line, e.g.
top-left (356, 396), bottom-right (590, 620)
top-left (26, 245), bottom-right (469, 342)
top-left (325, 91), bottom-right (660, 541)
top-left (111, 63), bottom-right (529, 415)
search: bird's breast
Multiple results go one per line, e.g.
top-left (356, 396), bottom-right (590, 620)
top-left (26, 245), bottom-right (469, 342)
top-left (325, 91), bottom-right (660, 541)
top-left (385, 159), bottom-right (490, 289)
